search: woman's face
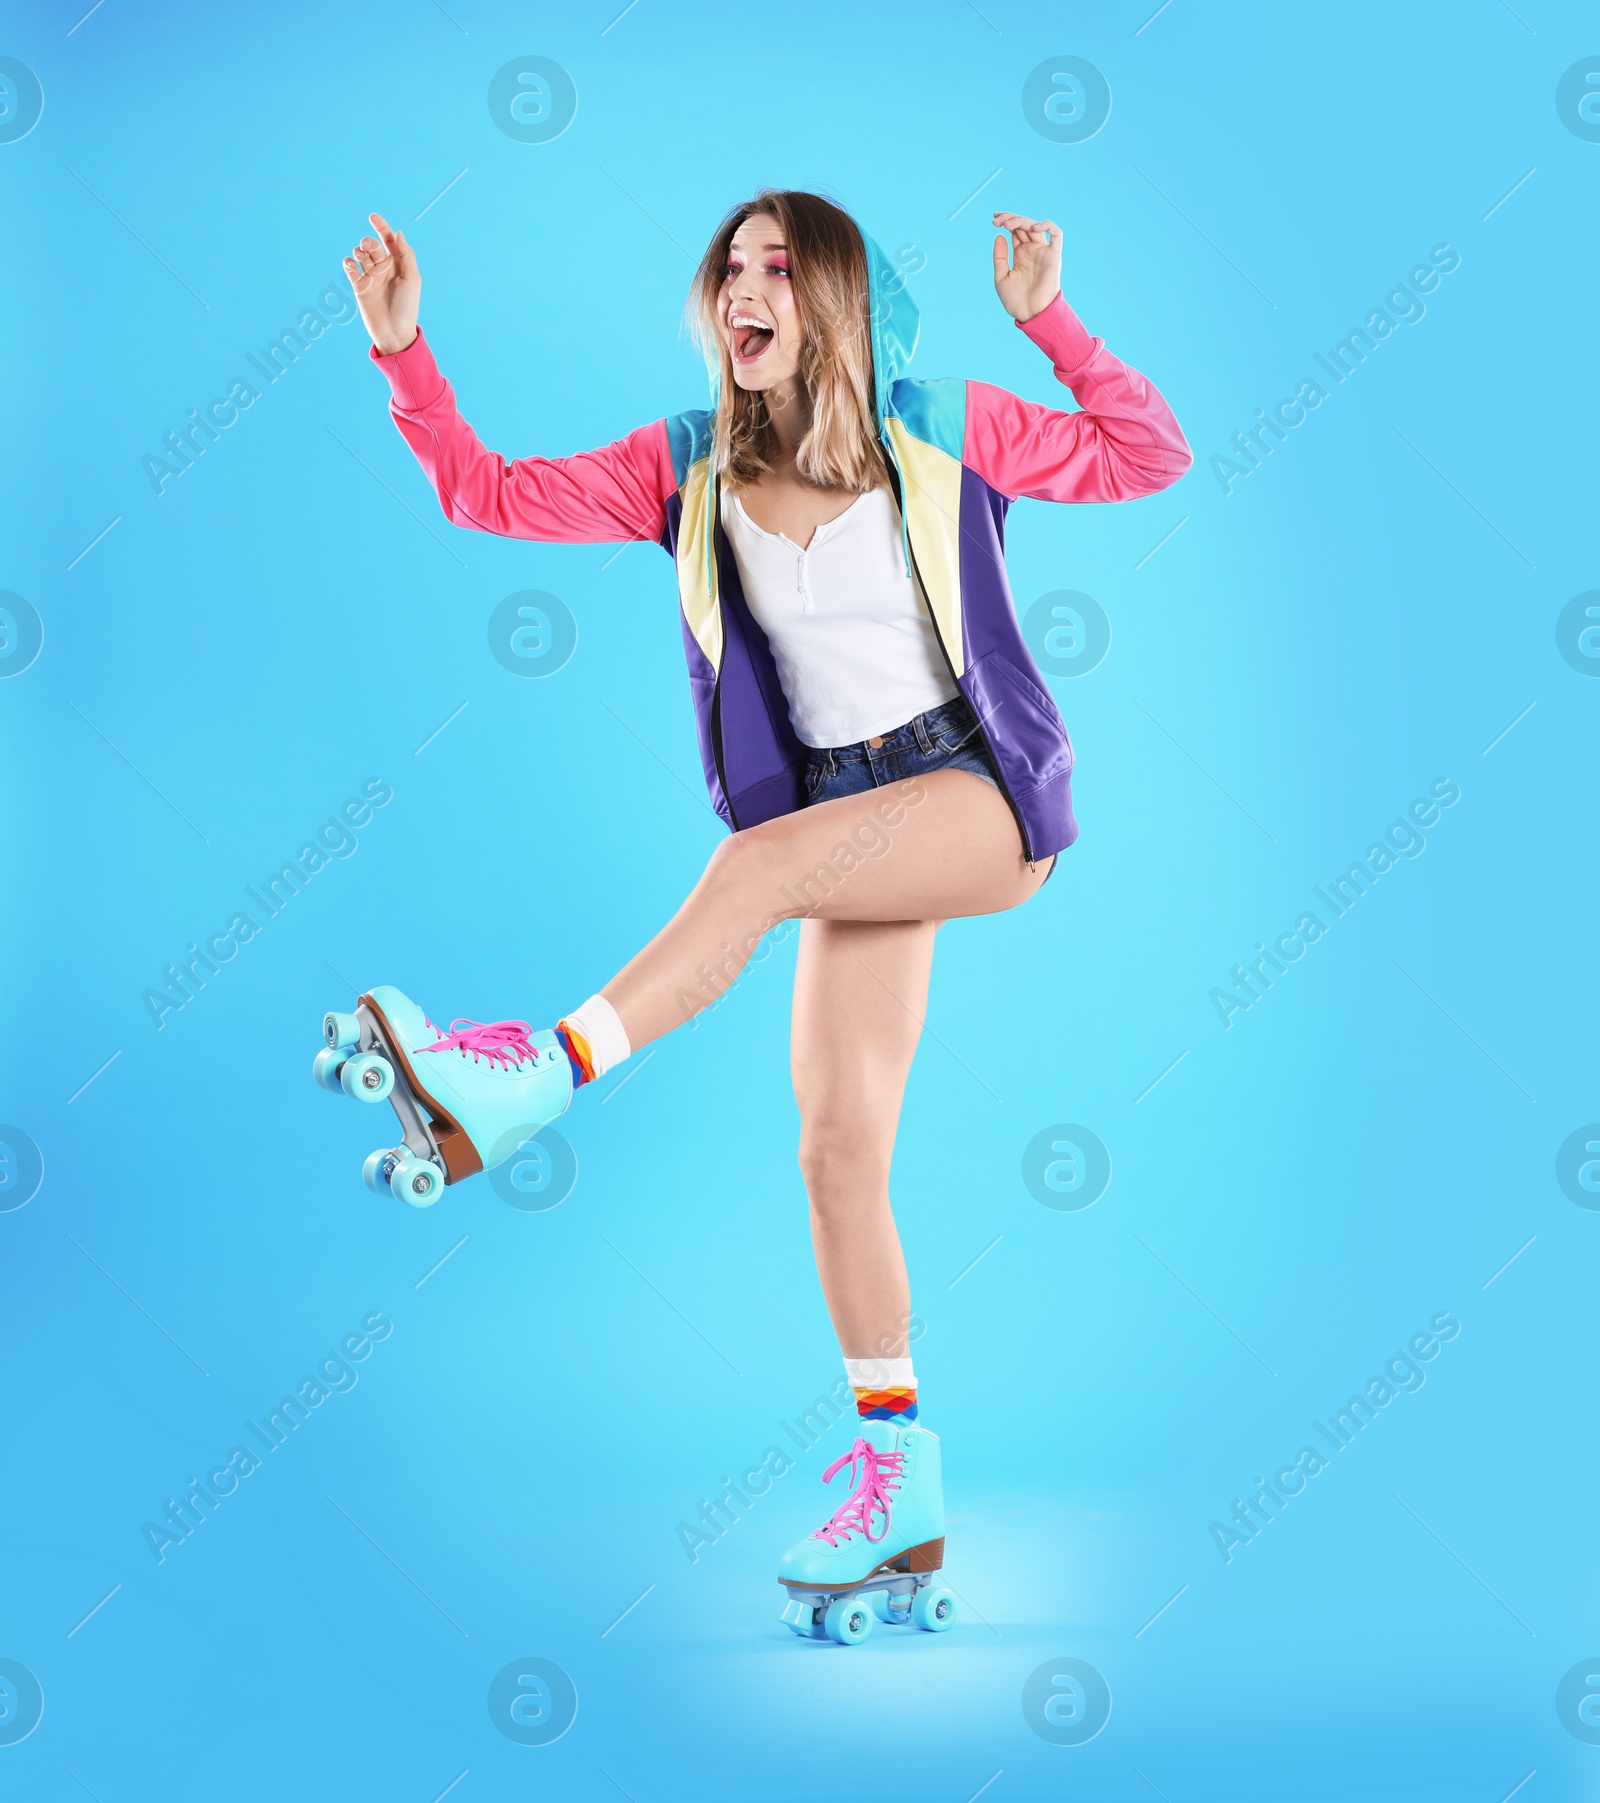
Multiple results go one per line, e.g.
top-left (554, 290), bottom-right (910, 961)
top-left (718, 212), bottom-right (803, 392)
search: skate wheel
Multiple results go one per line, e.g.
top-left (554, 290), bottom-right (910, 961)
top-left (389, 1153), bottom-right (444, 1207)
top-left (910, 1585), bottom-right (956, 1633)
top-left (323, 1010), bottom-right (360, 1051)
top-left (313, 1047), bottom-right (347, 1094)
top-left (340, 1053), bottom-right (394, 1103)
top-left (868, 1589), bottom-right (904, 1623)
top-left (362, 1148), bottom-right (400, 1195)
top-left (823, 1596), bottom-right (874, 1645)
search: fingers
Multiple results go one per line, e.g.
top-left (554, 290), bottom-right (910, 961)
top-left (991, 232), bottom-right (1010, 282)
top-left (345, 214), bottom-right (418, 284)
top-left (993, 210), bottom-right (1042, 239)
top-left (342, 234), bottom-right (389, 282)
top-left (991, 210), bottom-right (1058, 248)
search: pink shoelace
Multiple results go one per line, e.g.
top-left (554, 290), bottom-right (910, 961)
top-left (419, 1017), bottom-right (538, 1071)
top-left (811, 1437), bottom-right (904, 1546)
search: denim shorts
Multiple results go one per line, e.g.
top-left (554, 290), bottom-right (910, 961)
top-left (801, 695), bottom-right (1003, 806)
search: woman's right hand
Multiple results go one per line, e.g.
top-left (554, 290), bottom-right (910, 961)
top-left (344, 212), bottom-right (421, 356)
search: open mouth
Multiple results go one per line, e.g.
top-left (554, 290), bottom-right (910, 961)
top-left (730, 313), bottom-right (775, 364)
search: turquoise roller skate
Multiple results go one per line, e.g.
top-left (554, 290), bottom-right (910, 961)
top-left (313, 985), bottom-right (572, 1207)
top-left (777, 1419), bottom-right (955, 1645)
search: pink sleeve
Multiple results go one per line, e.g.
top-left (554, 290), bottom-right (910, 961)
top-left (371, 329), bottom-right (676, 544)
top-left (963, 293), bottom-right (1192, 503)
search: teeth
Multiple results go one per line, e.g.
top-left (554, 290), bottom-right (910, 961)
top-left (730, 313), bottom-right (771, 331)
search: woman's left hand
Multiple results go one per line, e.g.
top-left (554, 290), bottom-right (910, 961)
top-left (991, 211), bottom-right (1062, 323)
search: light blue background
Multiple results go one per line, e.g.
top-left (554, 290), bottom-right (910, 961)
top-left (3, 1), bottom-right (1597, 1797)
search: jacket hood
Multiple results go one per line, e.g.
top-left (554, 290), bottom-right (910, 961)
top-left (863, 228), bottom-right (920, 440)
top-left (864, 227), bottom-right (919, 571)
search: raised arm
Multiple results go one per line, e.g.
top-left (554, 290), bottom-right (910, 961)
top-left (966, 208), bottom-right (1193, 504)
top-left (373, 331), bottom-right (676, 545)
top-left (344, 212), bottom-right (676, 546)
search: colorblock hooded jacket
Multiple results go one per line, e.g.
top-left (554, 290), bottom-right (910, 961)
top-left (371, 232), bottom-right (1192, 861)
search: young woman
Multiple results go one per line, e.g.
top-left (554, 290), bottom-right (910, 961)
top-left (329, 189), bottom-right (1190, 1642)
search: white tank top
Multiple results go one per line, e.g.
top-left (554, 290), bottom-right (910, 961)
top-left (720, 483), bottom-right (959, 750)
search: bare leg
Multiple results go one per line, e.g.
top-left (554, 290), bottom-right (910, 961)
top-left (790, 917), bottom-right (936, 1359)
top-left (603, 771), bottom-right (1051, 1049)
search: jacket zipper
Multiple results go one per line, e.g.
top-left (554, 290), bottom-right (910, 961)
top-left (706, 474), bottom-right (740, 831)
top-left (889, 464), bottom-right (1036, 867)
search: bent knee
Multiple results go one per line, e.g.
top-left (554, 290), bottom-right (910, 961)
top-left (704, 828), bottom-right (761, 885)
top-left (704, 822), bottom-right (797, 910)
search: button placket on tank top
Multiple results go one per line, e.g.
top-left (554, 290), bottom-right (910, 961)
top-left (795, 505), bottom-right (848, 615)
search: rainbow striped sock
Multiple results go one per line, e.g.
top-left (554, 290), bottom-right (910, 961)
top-left (843, 1356), bottom-right (918, 1421)
top-left (554, 1022), bottom-right (594, 1088)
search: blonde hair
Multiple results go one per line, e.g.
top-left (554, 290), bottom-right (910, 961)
top-left (687, 189), bottom-right (890, 494)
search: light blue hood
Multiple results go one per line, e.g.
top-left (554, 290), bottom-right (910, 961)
top-left (863, 230), bottom-right (921, 439)
top-left (863, 232), bottom-right (922, 573)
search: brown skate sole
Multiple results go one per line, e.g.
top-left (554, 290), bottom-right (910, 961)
top-left (778, 1537), bottom-right (945, 1591)
top-left (361, 992), bottom-right (483, 1186)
